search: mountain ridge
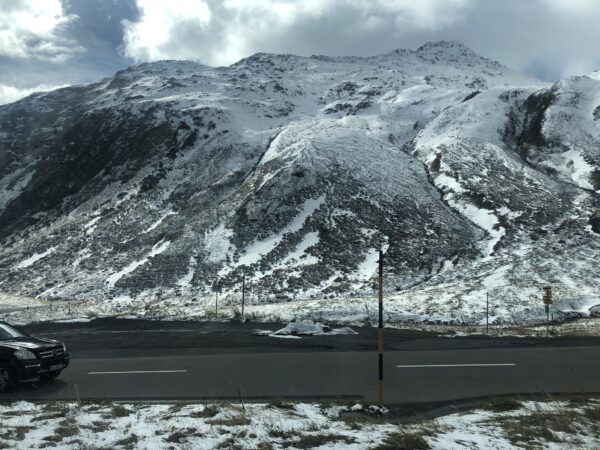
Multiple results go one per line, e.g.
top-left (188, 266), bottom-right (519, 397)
top-left (0, 41), bottom-right (598, 324)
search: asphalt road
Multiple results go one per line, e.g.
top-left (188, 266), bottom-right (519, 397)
top-left (5, 319), bottom-right (600, 404)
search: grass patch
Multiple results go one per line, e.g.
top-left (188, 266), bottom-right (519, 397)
top-left (373, 429), bottom-right (430, 450)
top-left (41, 418), bottom-right (79, 444)
top-left (268, 400), bottom-right (296, 411)
top-left (165, 429), bottom-right (197, 444)
top-left (0, 426), bottom-right (34, 441)
top-left (338, 411), bottom-right (382, 426)
top-left (282, 433), bottom-right (356, 449)
top-left (501, 404), bottom-right (578, 446)
top-left (80, 399), bottom-right (112, 411)
top-left (217, 437), bottom-right (240, 449)
top-left (256, 443), bottom-right (274, 450)
top-left (80, 420), bottom-right (111, 433)
top-left (189, 404), bottom-right (219, 418)
top-left (583, 405), bottom-right (600, 422)
top-left (108, 404), bottom-right (132, 418)
top-left (483, 397), bottom-right (522, 413)
top-left (115, 433), bottom-right (138, 449)
top-left (30, 412), bottom-right (65, 422)
top-left (42, 402), bottom-right (70, 414)
top-left (318, 401), bottom-right (333, 410)
top-left (207, 414), bottom-right (251, 427)
top-left (0, 409), bottom-right (37, 417)
top-left (269, 429), bottom-right (296, 440)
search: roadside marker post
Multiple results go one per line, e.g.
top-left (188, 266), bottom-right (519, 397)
top-left (486, 292), bottom-right (489, 334)
top-left (543, 286), bottom-right (553, 332)
top-left (213, 279), bottom-right (221, 320)
top-left (241, 274), bottom-right (245, 321)
top-left (377, 248), bottom-right (384, 405)
top-left (543, 286), bottom-right (553, 321)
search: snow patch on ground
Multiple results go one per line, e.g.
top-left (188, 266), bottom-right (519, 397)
top-left (232, 196), bottom-right (325, 269)
top-left (177, 256), bottom-right (197, 287)
top-left (83, 216), bottom-right (101, 235)
top-left (270, 320), bottom-right (358, 337)
top-left (204, 224), bottom-right (233, 263)
top-left (0, 398), bottom-right (598, 449)
top-left (106, 240), bottom-right (171, 288)
top-left (143, 209), bottom-right (177, 233)
top-left (454, 202), bottom-right (504, 257)
top-left (0, 167), bottom-right (35, 210)
top-left (544, 148), bottom-right (597, 191)
top-left (15, 247), bottom-right (57, 269)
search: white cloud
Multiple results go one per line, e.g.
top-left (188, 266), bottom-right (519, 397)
top-left (122, 0), bottom-right (474, 66)
top-left (0, 83), bottom-right (68, 106)
top-left (0, 0), bottom-right (84, 62)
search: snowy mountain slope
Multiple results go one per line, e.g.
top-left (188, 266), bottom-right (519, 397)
top-left (0, 41), bottom-right (598, 324)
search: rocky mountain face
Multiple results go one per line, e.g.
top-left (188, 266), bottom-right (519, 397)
top-left (0, 41), bottom-right (598, 323)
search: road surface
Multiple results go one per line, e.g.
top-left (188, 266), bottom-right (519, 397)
top-left (5, 319), bottom-right (600, 405)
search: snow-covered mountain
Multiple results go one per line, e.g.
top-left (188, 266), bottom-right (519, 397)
top-left (0, 41), bottom-right (598, 323)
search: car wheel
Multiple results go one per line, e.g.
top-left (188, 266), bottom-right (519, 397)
top-left (0, 366), bottom-right (12, 393)
top-left (41, 370), bottom-right (61, 382)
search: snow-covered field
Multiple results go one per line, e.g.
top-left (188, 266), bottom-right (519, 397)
top-left (1, 293), bottom-right (599, 338)
top-left (0, 398), bottom-right (598, 449)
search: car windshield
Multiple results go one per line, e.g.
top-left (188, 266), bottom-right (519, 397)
top-left (0, 323), bottom-right (27, 340)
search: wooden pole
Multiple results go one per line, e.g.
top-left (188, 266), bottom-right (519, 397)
top-left (378, 248), bottom-right (384, 405)
top-left (486, 292), bottom-right (489, 334)
top-left (241, 274), bottom-right (245, 321)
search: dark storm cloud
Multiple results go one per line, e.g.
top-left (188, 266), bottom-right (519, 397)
top-left (0, 0), bottom-right (137, 104)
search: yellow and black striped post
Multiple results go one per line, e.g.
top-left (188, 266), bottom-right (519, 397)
top-left (378, 248), bottom-right (384, 405)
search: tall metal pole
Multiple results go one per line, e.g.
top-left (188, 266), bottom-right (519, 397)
top-left (378, 248), bottom-right (384, 405)
top-left (215, 291), bottom-right (218, 320)
top-left (241, 274), bottom-right (245, 321)
top-left (486, 292), bottom-right (489, 334)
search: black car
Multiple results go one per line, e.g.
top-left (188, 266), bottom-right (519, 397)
top-left (0, 321), bottom-right (69, 392)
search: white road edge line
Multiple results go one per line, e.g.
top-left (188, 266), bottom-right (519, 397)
top-left (396, 364), bottom-right (516, 368)
top-left (88, 370), bottom-right (188, 375)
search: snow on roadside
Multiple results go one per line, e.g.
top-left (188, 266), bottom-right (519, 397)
top-left (270, 320), bottom-right (357, 337)
top-left (0, 398), bottom-right (598, 449)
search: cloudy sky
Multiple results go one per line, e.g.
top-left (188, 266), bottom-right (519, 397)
top-left (1, 0), bottom-right (599, 105)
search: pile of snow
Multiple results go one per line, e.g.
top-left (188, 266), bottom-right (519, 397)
top-left (271, 320), bottom-right (358, 337)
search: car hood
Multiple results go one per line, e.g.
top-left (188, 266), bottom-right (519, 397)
top-left (0, 337), bottom-right (61, 351)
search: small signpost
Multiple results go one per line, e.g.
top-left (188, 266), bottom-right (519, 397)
top-left (543, 286), bottom-right (553, 321)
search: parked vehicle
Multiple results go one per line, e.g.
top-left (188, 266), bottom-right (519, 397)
top-left (0, 321), bottom-right (69, 392)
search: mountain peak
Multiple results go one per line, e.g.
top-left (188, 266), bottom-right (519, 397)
top-left (415, 40), bottom-right (475, 54)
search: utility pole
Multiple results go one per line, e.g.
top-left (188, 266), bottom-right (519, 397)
top-left (486, 292), bottom-right (489, 334)
top-left (378, 248), bottom-right (384, 405)
top-left (543, 286), bottom-right (553, 333)
top-left (213, 279), bottom-right (220, 320)
top-left (241, 274), bottom-right (245, 321)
